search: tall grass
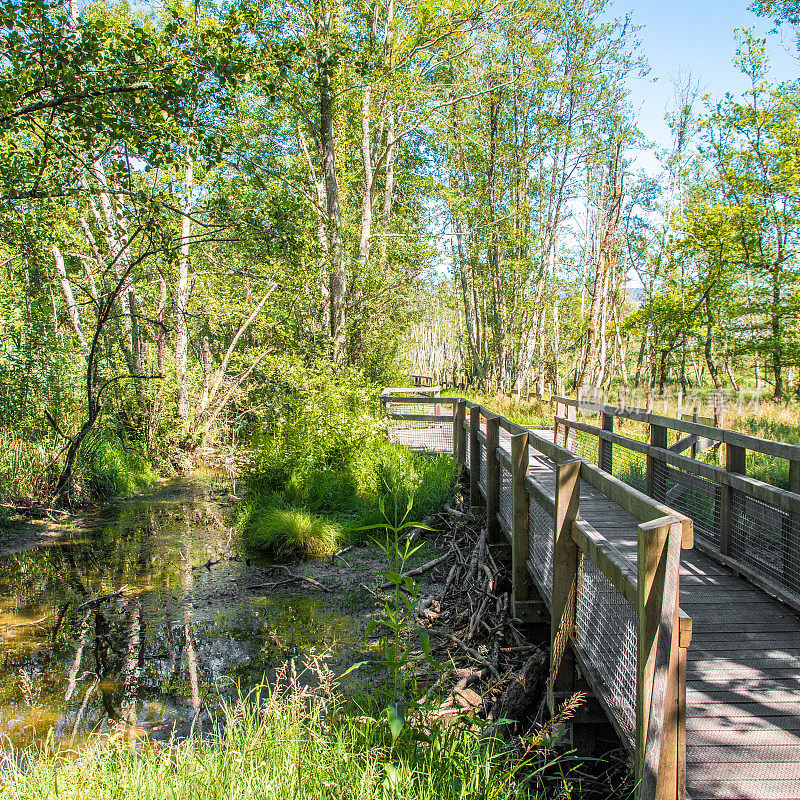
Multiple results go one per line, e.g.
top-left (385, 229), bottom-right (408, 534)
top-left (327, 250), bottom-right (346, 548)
top-left (0, 426), bottom-right (157, 515)
top-left (0, 429), bottom-right (53, 506)
top-left (0, 677), bottom-right (543, 800)
top-left (459, 388), bottom-right (800, 491)
top-left (80, 431), bottom-right (159, 499)
top-left (455, 391), bottom-right (554, 429)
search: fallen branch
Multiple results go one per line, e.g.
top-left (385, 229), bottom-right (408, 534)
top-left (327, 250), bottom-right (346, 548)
top-left (76, 587), bottom-right (129, 611)
top-left (438, 631), bottom-right (500, 680)
top-left (379, 552), bottom-right (449, 589)
top-left (273, 564), bottom-right (331, 592)
top-left (4, 616), bottom-right (47, 629)
top-left (246, 579), bottom-right (295, 591)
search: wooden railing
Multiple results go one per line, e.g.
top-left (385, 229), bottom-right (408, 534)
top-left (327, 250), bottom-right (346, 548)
top-left (555, 395), bottom-right (800, 615)
top-left (381, 392), bottom-right (694, 800)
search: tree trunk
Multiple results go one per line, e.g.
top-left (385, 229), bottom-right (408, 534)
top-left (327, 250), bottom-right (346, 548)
top-left (176, 151), bottom-right (193, 433)
top-left (704, 297), bottom-right (723, 389)
top-left (319, 18), bottom-right (346, 364)
top-left (772, 263), bottom-right (783, 400)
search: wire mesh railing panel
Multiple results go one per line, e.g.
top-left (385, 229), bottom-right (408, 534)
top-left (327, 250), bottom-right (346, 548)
top-left (479, 441), bottom-right (487, 493)
top-left (652, 463), bottom-right (721, 550)
top-left (730, 490), bottom-right (800, 599)
top-left (499, 458), bottom-right (513, 530)
top-left (571, 431), bottom-right (599, 464)
top-left (575, 552), bottom-right (637, 738)
top-left (528, 495), bottom-right (553, 603)
top-left (386, 418), bottom-right (453, 454)
top-left (612, 444), bottom-right (648, 494)
top-left (383, 400), bottom-right (446, 416)
top-left (615, 418), bottom-right (649, 445)
top-left (463, 422), bottom-right (470, 467)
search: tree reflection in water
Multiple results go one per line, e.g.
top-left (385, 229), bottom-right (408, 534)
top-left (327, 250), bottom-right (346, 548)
top-left (0, 477), bottom-right (356, 750)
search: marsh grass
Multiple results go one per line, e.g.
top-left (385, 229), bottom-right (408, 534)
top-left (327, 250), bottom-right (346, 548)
top-left (464, 390), bottom-right (800, 491)
top-left (80, 432), bottom-right (158, 499)
top-left (455, 391), bottom-right (554, 428)
top-left (245, 506), bottom-right (341, 558)
top-left (0, 662), bottom-right (545, 800)
top-left (0, 427), bottom-right (157, 513)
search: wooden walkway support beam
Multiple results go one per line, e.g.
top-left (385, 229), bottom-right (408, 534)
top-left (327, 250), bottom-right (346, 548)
top-left (485, 414), bottom-right (500, 543)
top-left (469, 405), bottom-right (483, 511)
top-left (510, 432), bottom-right (532, 618)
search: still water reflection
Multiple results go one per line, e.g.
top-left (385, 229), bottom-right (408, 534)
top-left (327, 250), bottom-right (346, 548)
top-left (0, 477), bottom-right (354, 749)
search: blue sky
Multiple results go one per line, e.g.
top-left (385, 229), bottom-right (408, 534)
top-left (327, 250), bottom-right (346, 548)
top-left (619, 0), bottom-right (798, 171)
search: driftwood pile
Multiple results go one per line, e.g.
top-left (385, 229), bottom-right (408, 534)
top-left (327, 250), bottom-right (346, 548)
top-left (400, 493), bottom-right (548, 730)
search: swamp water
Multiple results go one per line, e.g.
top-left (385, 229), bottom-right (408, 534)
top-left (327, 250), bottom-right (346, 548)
top-left (0, 476), bottom-right (357, 749)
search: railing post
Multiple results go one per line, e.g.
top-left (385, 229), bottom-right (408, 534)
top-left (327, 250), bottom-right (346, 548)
top-left (720, 442), bottom-right (746, 556)
top-left (485, 415), bottom-right (501, 543)
top-left (636, 518), bottom-right (672, 789)
top-left (453, 399), bottom-right (466, 468)
top-left (549, 458), bottom-right (581, 712)
top-left (469, 406), bottom-right (482, 510)
top-left (511, 432), bottom-right (531, 618)
top-left (599, 411), bottom-right (614, 473)
top-left (677, 614), bottom-right (692, 800)
top-left (555, 399), bottom-right (562, 444)
top-left (782, 459), bottom-right (800, 586)
top-left (566, 403), bottom-right (577, 451)
top-left (638, 518), bottom-right (684, 800)
top-left (647, 423), bottom-right (668, 502)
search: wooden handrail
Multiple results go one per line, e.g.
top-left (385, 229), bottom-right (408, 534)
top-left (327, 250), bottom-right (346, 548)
top-left (554, 395), bottom-right (800, 461)
top-left (557, 413), bottom-right (800, 516)
top-left (379, 394), bottom-right (457, 403)
top-left (580, 460), bottom-right (694, 548)
top-left (381, 386), bottom-right (441, 395)
top-left (571, 518), bottom-right (638, 606)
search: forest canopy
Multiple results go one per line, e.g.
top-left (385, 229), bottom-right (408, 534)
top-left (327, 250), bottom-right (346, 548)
top-left (1, 0), bottom-right (799, 505)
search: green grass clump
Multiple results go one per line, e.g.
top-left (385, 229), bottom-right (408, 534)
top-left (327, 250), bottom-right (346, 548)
top-left (244, 505), bottom-right (341, 558)
top-left (457, 391), bottom-right (554, 428)
top-left (83, 433), bottom-right (158, 498)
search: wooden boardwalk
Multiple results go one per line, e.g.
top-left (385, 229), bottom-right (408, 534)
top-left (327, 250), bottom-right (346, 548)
top-left (388, 409), bottom-right (800, 800)
top-left (524, 441), bottom-right (800, 800)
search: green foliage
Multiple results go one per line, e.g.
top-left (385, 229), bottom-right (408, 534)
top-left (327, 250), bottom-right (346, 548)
top-left (351, 504), bottom-right (445, 744)
top-left (0, 425), bottom-right (157, 509)
top-left (243, 506), bottom-right (341, 558)
top-left (0, 430), bottom-right (53, 506)
top-left (246, 368), bottom-right (382, 496)
top-left (80, 431), bottom-right (159, 499)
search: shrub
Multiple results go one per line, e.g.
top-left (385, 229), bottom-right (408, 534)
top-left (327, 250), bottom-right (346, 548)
top-left (81, 431), bottom-right (158, 499)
